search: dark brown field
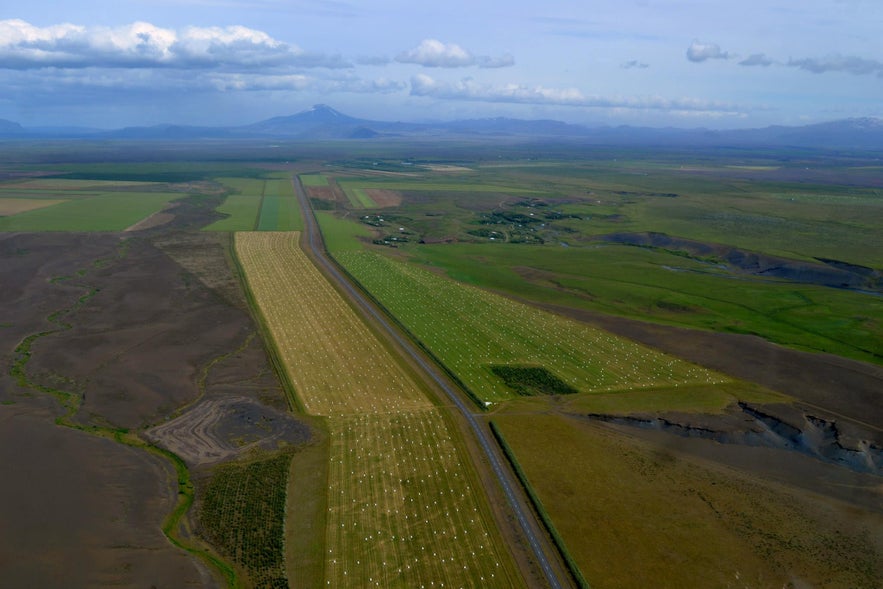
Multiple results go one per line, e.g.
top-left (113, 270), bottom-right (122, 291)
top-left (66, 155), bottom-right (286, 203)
top-left (0, 197), bottom-right (306, 587)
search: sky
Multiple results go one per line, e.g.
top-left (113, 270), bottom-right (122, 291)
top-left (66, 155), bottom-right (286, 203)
top-left (1, 0), bottom-right (881, 129)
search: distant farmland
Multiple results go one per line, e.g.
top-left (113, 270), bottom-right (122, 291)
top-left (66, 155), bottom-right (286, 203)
top-left (205, 176), bottom-right (302, 232)
top-left (0, 177), bottom-right (184, 231)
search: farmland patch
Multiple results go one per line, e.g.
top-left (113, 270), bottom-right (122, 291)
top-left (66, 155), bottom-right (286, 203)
top-left (324, 410), bottom-right (516, 588)
top-left (0, 198), bottom-right (66, 216)
top-left (365, 188), bottom-right (402, 207)
top-left (0, 192), bottom-right (183, 231)
top-left (235, 231), bottom-right (431, 416)
top-left (334, 250), bottom-right (728, 404)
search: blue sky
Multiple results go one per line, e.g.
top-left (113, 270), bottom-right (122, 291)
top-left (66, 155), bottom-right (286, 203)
top-left (1, 0), bottom-right (881, 128)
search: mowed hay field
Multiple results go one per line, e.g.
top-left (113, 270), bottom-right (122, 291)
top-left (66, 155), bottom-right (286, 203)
top-left (235, 231), bottom-right (521, 588)
top-left (235, 232), bottom-right (429, 416)
top-left (335, 250), bottom-right (728, 404)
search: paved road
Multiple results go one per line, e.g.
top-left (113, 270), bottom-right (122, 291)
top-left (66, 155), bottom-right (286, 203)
top-left (291, 176), bottom-right (573, 589)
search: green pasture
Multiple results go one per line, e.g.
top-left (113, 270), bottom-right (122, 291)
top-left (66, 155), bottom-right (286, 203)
top-left (50, 161), bottom-right (268, 183)
top-left (204, 178), bottom-right (264, 231)
top-left (0, 191), bottom-right (181, 231)
top-left (338, 183), bottom-right (377, 208)
top-left (299, 174), bottom-right (329, 187)
top-left (328, 158), bottom-right (883, 267)
top-left (466, 159), bottom-right (883, 267)
top-left (206, 176), bottom-right (302, 232)
top-left (315, 212), bottom-right (373, 252)
top-left (204, 195), bottom-right (261, 231)
top-left (256, 177), bottom-right (302, 231)
top-left (413, 242), bottom-right (883, 366)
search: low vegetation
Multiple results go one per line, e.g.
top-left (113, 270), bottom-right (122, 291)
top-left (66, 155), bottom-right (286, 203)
top-left (200, 452), bottom-right (293, 589)
top-left (493, 413), bottom-right (883, 589)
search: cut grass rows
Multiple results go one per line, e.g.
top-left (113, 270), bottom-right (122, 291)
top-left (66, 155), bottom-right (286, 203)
top-left (334, 250), bottom-right (729, 403)
top-left (234, 231), bottom-right (519, 588)
top-left (325, 410), bottom-right (512, 588)
top-left (235, 232), bottom-right (430, 416)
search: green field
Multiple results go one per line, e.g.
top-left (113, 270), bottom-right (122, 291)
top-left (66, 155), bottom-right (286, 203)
top-left (312, 154), bottom-right (882, 367)
top-left (332, 247), bottom-right (727, 404)
top-left (300, 174), bottom-right (329, 187)
top-left (205, 176), bottom-right (303, 232)
top-left (256, 178), bottom-right (302, 231)
top-left (0, 191), bottom-right (181, 231)
top-left (412, 242), bottom-right (883, 365)
top-left (203, 178), bottom-right (265, 231)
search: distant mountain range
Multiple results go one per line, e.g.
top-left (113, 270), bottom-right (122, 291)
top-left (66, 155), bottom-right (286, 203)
top-left (2, 104), bottom-right (882, 150)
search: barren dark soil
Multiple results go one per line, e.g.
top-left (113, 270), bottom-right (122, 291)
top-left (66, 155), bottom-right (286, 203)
top-left (0, 409), bottom-right (209, 587)
top-left (0, 200), bottom-right (300, 586)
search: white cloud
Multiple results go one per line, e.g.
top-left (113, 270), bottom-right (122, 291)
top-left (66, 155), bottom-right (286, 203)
top-left (409, 74), bottom-right (743, 114)
top-left (395, 39), bottom-right (513, 68)
top-left (686, 40), bottom-right (730, 63)
top-left (0, 19), bottom-right (350, 70)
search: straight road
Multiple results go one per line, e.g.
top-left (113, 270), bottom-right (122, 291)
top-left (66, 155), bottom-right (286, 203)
top-left (290, 175), bottom-right (575, 589)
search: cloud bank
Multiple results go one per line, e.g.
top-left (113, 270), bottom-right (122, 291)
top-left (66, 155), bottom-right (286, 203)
top-left (788, 55), bottom-right (883, 76)
top-left (688, 40), bottom-right (883, 78)
top-left (739, 53), bottom-right (774, 67)
top-left (410, 74), bottom-right (742, 114)
top-left (396, 39), bottom-right (513, 68)
top-left (0, 19), bottom-right (350, 70)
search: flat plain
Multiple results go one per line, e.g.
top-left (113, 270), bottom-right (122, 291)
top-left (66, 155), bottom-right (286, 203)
top-left (1, 140), bottom-right (881, 589)
top-left (303, 148), bottom-right (883, 588)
